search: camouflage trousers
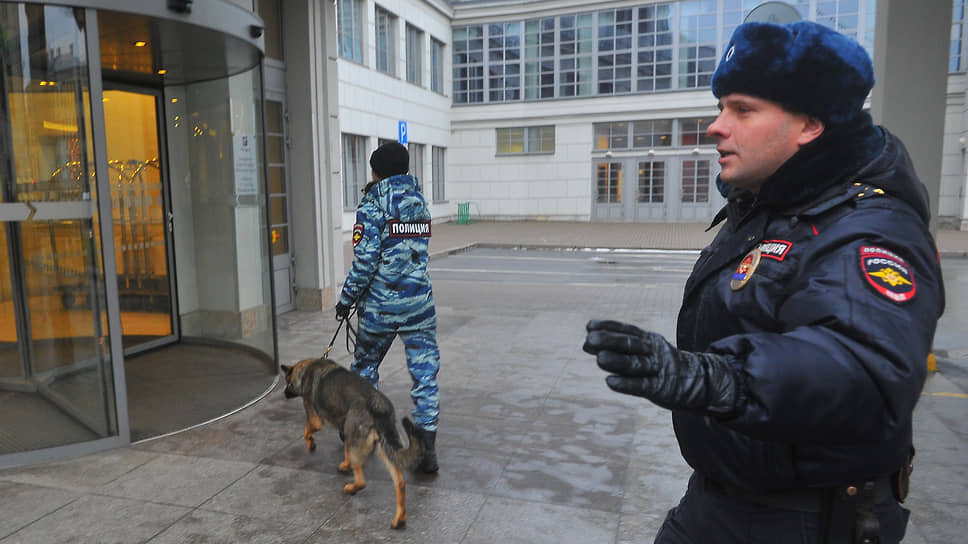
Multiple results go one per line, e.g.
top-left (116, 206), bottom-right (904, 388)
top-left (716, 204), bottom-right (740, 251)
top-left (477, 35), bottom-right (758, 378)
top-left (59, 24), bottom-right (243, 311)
top-left (351, 326), bottom-right (440, 432)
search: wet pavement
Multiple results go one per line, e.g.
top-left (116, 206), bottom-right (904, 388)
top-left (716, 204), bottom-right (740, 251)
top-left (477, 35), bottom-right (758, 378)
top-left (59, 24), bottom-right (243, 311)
top-left (1, 221), bottom-right (966, 543)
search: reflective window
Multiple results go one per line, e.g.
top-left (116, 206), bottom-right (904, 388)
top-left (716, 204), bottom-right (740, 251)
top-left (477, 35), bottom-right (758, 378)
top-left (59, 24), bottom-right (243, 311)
top-left (342, 134), bottom-right (367, 208)
top-left (638, 161), bottom-right (665, 203)
top-left (596, 162), bottom-right (622, 203)
top-left (487, 22), bottom-right (521, 101)
top-left (558, 14), bottom-right (594, 97)
top-left (409, 142), bottom-right (425, 183)
top-left (431, 37), bottom-right (445, 92)
top-left (496, 126), bottom-right (555, 154)
top-left (453, 25), bottom-right (485, 103)
top-left (525, 18), bottom-right (556, 99)
top-left (681, 159), bottom-right (710, 203)
top-left (598, 8), bottom-right (634, 94)
top-left (952, 0), bottom-right (965, 72)
top-left (632, 119), bottom-right (673, 148)
top-left (432, 146), bottom-right (446, 202)
top-left (636, 4), bottom-right (673, 92)
top-left (593, 122), bottom-right (629, 150)
top-left (338, 0), bottom-right (364, 63)
top-left (407, 24), bottom-right (424, 85)
top-left (680, 117), bottom-right (716, 146)
top-left (259, 0), bottom-right (284, 61)
top-left (376, 7), bottom-right (397, 76)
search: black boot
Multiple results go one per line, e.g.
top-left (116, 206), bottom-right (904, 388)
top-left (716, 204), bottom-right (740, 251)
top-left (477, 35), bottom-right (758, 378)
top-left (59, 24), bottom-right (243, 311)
top-left (417, 429), bottom-right (438, 473)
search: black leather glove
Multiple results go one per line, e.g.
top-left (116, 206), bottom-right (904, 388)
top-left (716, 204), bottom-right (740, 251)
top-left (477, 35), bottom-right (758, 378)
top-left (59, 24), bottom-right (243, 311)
top-left (583, 319), bottom-right (742, 416)
top-left (335, 302), bottom-right (351, 319)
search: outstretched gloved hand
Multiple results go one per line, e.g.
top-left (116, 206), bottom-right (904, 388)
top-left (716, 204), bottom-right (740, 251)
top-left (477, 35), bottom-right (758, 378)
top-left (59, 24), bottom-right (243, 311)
top-left (583, 319), bottom-right (743, 416)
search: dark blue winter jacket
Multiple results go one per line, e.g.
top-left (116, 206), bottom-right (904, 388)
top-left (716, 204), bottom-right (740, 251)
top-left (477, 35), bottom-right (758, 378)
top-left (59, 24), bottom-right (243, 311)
top-left (674, 115), bottom-right (945, 493)
top-left (339, 174), bottom-right (436, 333)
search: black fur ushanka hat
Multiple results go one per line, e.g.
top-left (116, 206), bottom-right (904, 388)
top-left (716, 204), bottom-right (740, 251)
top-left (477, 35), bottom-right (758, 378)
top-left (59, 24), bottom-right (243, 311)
top-left (712, 21), bottom-right (874, 126)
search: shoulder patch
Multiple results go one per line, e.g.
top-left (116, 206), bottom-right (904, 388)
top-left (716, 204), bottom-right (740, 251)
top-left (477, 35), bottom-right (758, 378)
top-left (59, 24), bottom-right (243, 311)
top-left (858, 246), bottom-right (916, 303)
top-left (757, 240), bottom-right (792, 261)
top-left (388, 220), bottom-right (431, 238)
top-left (352, 223), bottom-right (364, 247)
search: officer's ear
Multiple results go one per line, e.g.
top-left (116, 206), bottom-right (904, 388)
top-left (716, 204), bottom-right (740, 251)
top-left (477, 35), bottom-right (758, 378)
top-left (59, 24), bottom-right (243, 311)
top-left (797, 115), bottom-right (824, 147)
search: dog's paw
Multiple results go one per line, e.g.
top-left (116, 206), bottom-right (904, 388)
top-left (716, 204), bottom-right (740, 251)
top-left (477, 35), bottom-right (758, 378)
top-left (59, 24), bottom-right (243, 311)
top-left (391, 517), bottom-right (406, 530)
top-left (343, 483), bottom-right (363, 494)
top-left (338, 461), bottom-right (351, 473)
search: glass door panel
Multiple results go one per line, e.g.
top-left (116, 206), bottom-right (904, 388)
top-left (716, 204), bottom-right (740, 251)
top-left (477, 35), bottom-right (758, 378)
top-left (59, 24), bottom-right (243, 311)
top-left (0, 4), bottom-right (117, 451)
top-left (102, 89), bottom-right (174, 350)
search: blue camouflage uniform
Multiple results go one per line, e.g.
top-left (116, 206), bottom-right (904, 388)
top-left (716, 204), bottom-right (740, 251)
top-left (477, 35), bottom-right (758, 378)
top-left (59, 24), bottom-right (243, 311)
top-left (338, 173), bottom-right (440, 432)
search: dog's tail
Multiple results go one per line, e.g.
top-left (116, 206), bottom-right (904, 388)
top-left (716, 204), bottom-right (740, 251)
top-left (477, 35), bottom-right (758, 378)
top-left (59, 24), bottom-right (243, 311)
top-left (380, 417), bottom-right (425, 471)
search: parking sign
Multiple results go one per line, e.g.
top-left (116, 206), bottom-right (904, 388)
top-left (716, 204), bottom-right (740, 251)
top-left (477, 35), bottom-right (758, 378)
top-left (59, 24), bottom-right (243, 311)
top-left (398, 121), bottom-right (408, 144)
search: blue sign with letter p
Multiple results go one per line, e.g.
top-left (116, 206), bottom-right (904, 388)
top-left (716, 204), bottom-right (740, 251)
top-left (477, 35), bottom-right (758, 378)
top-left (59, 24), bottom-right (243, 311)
top-left (398, 121), bottom-right (408, 145)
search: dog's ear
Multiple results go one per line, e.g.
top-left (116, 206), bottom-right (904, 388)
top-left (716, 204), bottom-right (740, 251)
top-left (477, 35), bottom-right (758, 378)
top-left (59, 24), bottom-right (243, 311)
top-left (280, 364), bottom-right (291, 375)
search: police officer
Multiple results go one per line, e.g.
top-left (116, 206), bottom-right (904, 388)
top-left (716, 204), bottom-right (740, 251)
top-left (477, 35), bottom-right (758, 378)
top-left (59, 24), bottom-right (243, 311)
top-left (336, 142), bottom-right (440, 473)
top-left (583, 20), bottom-right (945, 543)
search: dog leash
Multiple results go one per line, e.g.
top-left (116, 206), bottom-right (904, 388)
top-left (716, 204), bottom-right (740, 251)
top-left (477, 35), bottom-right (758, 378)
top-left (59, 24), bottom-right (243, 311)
top-left (323, 307), bottom-right (358, 358)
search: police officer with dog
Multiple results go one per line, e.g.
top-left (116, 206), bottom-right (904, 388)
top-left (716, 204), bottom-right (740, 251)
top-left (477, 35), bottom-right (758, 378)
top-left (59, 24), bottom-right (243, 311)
top-left (583, 17), bottom-right (945, 544)
top-left (336, 142), bottom-right (440, 474)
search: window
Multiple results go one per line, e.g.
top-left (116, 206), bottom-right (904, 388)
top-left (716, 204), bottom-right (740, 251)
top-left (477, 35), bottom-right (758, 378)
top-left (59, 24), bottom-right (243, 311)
top-left (431, 38), bottom-right (445, 92)
top-left (337, 0), bottom-right (364, 63)
top-left (487, 22), bottom-right (522, 101)
top-left (793, 0), bottom-right (875, 59)
top-left (636, 4), bottom-right (673, 92)
top-left (525, 18), bottom-right (556, 99)
top-left (954, 0), bottom-right (966, 72)
top-left (679, 117), bottom-right (716, 146)
top-left (681, 159), bottom-right (710, 203)
top-left (409, 142), bottom-right (425, 183)
top-left (558, 14), bottom-right (594, 97)
top-left (597, 8), bottom-right (634, 94)
top-left (407, 24), bottom-right (424, 85)
top-left (632, 119), bottom-right (672, 148)
top-left (596, 162), bottom-right (622, 203)
top-left (638, 161), bottom-right (665, 203)
top-left (678, 1), bottom-right (717, 88)
top-left (496, 126), bottom-right (555, 154)
top-left (432, 146), bottom-right (446, 201)
top-left (375, 7), bottom-right (397, 76)
top-left (258, 0), bottom-right (284, 61)
top-left (453, 25), bottom-right (484, 103)
top-left (593, 122), bottom-right (629, 150)
top-left (342, 134), bottom-right (367, 208)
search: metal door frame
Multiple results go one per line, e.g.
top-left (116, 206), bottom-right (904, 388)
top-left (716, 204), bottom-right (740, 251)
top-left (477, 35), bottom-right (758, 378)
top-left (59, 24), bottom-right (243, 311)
top-left (102, 82), bottom-right (180, 356)
top-left (264, 89), bottom-right (294, 313)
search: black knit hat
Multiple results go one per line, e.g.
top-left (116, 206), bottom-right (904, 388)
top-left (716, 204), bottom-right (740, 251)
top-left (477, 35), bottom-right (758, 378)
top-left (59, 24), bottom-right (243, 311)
top-left (369, 142), bottom-right (410, 179)
top-left (712, 21), bottom-right (874, 126)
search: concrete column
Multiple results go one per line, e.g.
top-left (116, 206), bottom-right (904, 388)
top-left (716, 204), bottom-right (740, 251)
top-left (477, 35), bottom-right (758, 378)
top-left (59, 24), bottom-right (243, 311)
top-left (283, 0), bottom-right (345, 311)
top-left (870, 0), bottom-right (952, 233)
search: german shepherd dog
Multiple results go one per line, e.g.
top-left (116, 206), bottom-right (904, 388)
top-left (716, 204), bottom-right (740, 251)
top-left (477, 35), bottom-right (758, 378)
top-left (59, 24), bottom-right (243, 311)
top-left (281, 357), bottom-right (424, 529)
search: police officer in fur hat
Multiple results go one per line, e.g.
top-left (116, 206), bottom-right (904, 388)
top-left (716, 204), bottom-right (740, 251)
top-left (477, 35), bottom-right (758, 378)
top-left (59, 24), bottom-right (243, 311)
top-left (337, 141), bottom-right (441, 473)
top-left (583, 20), bottom-right (945, 543)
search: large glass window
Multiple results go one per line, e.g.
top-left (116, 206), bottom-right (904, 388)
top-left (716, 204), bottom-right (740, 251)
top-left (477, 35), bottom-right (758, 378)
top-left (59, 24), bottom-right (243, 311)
top-left (596, 162), bottom-right (622, 203)
top-left (342, 134), bottom-right (367, 208)
top-left (953, 0), bottom-right (966, 72)
top-left (487, 22), bottom-right (522, 101)
top-left (525, 18), bottom-right (556, 99)
top-left (679, 0), bottom-right (718, 88)
top-left (593, 122), bottom-right (629, 150)
top-left (636, 4), bottom-right (673, 92)
top-left (496, 126), bottom-right (555, 154)
top-left (453, 25), bottom-right (485, 103)
top-left (558, 14), bottom-right (594, 97)
top-left (597, 8), bottom-right (634, 94)
top-left (680, 117), bottom-right (716, 146)
top-left (407, 24), bottom-right (424, 85)
top-left (681, 159), bottom-right (710, 203)
top-left (338, 0), bottom-right (364, 63)
top-left (409, 142), bottom-right (425, 183)
top-left (432, 146), bottom-right (446, 202)
top-left (638, 161), bottom-right (665, 203)
top-left (376, 6), bottom-right (397, 76)
top-left (431, 37), bottom-right (445, 92)
top-left (632, 119), bottom-right (673, 148)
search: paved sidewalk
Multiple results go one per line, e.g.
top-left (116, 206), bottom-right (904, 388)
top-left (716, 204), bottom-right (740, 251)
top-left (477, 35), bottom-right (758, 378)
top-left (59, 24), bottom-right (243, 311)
top-left (1, 221), bottom-right (965, 544)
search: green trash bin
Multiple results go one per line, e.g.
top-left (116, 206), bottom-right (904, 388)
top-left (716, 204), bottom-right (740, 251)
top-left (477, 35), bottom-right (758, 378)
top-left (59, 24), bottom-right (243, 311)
top-left (457, 202), bottom-right (471, 224)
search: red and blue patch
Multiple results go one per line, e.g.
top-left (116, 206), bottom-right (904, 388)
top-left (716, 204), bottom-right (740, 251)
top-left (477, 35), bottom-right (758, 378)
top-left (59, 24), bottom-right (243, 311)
top-left (352, 223), bottom-right (364, 247)
top-left (859, 246), bottom-right (916, 303)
